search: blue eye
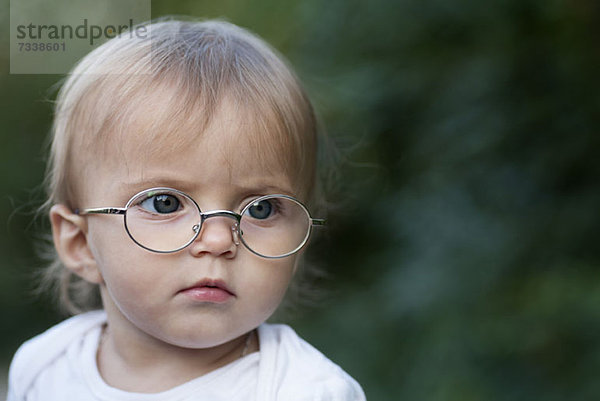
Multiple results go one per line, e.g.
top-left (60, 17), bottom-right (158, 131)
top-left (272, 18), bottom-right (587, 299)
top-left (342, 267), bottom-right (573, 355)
top-left (140, 194), bottom-right (181, 214)
top-left (245, 199), bottom-right (273, 220)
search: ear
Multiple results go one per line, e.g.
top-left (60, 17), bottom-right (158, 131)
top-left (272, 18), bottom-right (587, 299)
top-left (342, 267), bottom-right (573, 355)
top-left (49, 204), bottom-right (104, 284)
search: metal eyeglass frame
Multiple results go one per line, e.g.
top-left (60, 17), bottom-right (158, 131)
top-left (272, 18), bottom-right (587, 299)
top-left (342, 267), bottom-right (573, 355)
top-left (75, 187), bottom-right (326, 259)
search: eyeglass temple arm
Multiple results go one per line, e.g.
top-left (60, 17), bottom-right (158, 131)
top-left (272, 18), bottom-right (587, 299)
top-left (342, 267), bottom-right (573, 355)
top-left (75, 207), bottom-right (126, 215)
top-left (311, 218), bottom-right (326, 226)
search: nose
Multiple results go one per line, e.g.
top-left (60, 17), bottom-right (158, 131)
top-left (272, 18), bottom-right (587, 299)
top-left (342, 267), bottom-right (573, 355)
top-left (188, 216), bottom-right (239, 258)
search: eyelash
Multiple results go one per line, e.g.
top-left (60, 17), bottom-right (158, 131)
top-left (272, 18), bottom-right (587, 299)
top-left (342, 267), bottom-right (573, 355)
top-left (136, 193), bottom-right (184, 214)
top-left (244, 197), bottom-right (284, 218)
top-left (131, 190), bottom-right (287, 216)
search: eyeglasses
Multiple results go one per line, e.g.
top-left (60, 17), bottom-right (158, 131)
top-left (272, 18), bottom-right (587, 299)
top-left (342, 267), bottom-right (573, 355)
top-left (75, 187), bottom-right (325, 258)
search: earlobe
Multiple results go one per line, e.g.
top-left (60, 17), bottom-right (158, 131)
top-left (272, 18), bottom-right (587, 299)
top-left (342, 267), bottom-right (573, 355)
top-left (49, 204), bottom-right (104, 284)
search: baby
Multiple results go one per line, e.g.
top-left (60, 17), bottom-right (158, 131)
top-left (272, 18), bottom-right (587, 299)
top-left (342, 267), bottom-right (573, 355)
top-left (7, 18), bottom-right (366, 400)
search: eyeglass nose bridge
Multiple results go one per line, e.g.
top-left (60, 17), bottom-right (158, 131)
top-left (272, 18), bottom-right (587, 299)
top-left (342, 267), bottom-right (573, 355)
top-left (191, 210), bottom-right (242, 246)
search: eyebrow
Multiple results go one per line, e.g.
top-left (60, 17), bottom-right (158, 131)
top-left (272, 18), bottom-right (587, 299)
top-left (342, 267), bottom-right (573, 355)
top-left (117, 177), bottom-right (295, 197)
top-left (118, 177), bottom-right (196, 193)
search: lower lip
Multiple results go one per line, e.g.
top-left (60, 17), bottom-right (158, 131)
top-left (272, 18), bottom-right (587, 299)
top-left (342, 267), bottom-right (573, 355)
top-left (180, 287), bottom-right (233, 303)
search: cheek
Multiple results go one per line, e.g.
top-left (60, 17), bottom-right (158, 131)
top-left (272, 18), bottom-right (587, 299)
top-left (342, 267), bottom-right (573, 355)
top-left (96, 250), bottom-right (154, 307)
top-left (94, 246), bottom-right (176, 338)
top-left (241, 255), bottom-right (298, 314)
top-left (88, 220), bottom-right (166, 300)
top-left (87, 217), bottom-right (130, 256)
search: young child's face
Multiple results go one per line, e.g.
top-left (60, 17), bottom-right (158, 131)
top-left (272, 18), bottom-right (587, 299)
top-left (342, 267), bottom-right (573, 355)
top-left (79, 97), bottom-right (301, 349)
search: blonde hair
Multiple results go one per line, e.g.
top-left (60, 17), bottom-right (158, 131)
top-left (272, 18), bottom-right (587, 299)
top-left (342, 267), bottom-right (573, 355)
top-left (42, 18), bottom-right (321, 314)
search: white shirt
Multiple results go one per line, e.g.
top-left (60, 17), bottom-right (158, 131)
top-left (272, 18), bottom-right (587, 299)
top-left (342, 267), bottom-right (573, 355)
top-left (7, 311), bottom-right (365, 400)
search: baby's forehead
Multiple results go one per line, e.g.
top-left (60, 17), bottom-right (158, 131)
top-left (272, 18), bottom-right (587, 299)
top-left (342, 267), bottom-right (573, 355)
top-left (125, 101), bottom-right (282, 168)
top-left (124, 90), bottom-right (288, 159)
top-left (79, 89), bottom-right (301, 196)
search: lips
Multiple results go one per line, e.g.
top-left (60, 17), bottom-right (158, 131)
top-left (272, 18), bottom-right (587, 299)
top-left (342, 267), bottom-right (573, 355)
top-left (179, 279), bottom-right (235, 303)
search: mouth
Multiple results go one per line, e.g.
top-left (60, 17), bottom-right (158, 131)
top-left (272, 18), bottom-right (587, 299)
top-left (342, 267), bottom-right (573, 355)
top-left (178, 278), bottom-right (235, 303)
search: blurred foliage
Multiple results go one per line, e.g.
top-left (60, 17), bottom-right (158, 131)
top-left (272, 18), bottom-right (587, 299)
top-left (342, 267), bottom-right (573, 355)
top-left (1, 0), bottom-right (600, 400)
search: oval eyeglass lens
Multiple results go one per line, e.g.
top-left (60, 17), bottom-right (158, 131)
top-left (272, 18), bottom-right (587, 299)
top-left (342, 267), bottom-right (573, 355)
top-left (239, 196), bottom-right (311, 257)
top-left (125, 189), bottom-right (200, 252)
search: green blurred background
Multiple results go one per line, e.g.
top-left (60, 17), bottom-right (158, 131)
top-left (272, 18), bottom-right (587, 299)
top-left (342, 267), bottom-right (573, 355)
top-left (2, 0), bottom-right (600, 399)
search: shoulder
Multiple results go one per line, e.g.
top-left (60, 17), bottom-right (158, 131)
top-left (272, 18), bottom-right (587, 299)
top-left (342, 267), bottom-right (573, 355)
top-left (257, 323), bottom-right (366, 401)
top-left (7, 310), bottom-right (106, 400)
